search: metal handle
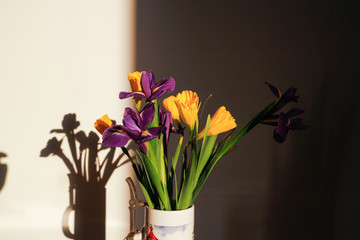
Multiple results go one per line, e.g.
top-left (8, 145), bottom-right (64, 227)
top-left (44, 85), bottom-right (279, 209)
top-left (124, 177), bottom-right (145, 240)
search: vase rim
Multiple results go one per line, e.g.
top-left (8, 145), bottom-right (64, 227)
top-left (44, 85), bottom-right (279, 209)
top-left (145, 204), bottom-right (194, 212)
top-left (145, 205), bottom-right (194, 226)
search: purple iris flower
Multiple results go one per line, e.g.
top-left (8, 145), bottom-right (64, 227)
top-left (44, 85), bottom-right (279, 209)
top-left (273, 111), bottom-right (307, 143)
top-left (159, 109), bottom-right (172, 145)
top-left (159, 109), bottom-right (184, 146)
top-left (262, 83), bottom-right (307, 142)
top-left (265, 82), bottom-right (299, 114)
top-left (102, 102), bottom-right (162, 153)
top-left (119, 70), bottom-right (176, 101)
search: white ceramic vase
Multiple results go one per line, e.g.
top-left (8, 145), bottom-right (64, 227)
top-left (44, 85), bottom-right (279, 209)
top-left (144, 205), bottom-right (195, 240)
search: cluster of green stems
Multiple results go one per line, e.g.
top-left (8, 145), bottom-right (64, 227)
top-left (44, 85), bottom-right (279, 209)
top-left (121, 99), bottom-right (276, 210)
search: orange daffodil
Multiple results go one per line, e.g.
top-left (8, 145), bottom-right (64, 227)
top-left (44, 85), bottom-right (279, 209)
top-left (128, 71), bottom-right (143, 109)
top-left (94, 114), bottom-right (113, 134)
top-left (128, 71), bottom-right (142, 92)
top-left (162, 96), bottom-right (181, 126)
top-left (198, 106), bottom-right (237, 138)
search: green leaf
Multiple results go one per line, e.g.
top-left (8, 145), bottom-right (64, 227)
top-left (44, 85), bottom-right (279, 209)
top-left (139, 151), bottom-right (171, 210)
top-left (177, 139), bottom-right (198, 210)
top-left (138, 180), bottom-right (155, 209)
top-left (217, 101), bottom-right (276, 160)
top-left (136, 153), bottom-right (157, 206)
top-left (192, 101), bottom-right (277, 202)
top-left (171, 136), bottom-right (184, 174)
top-left (149, 99), bottom-right (159, 128)
top-left (196, 115), bottom-right (216, 182)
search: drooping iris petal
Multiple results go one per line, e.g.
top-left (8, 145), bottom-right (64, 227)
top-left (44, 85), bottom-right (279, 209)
top-left (163, 95), bottom-right (181, 126)
top-left (123, 107), bottom-right (139, 120)
top-left (140, 102), bottom-right (155, 127)
top-left (285, 108), bottom-right (304, 118)
top-left (102, 125), bottom-right (132, 147)
top-left (150, 77), bottom-right (176, 101)
top-left (265, 82), bottom-right (281, 98)
top-left (265, 82), bottom-right (299, 114)
top-left (140, 71), bottom-right (154, 99)
top-left (119, 91), bottom-right (146, 100)
top-left (122, 115), bottom-right (142, 139)
top-left (94, 114), bottom-right (114, 135)
top-left (198, 106), bottom-right (237, 138)
top-left (282, 87), bottom-right (299, 103)
top-left (159, 109), bottom-right (172, 145)
top-left (175, 90), bottom-right (199, 131)
top-left (273, 112), bottom-right (289, 143)
top-left (137, 127), bottom-right (163, 144)
top-left (288, 118), bottom-right (307, 131)
top-left (123, 107), bottom-right (143, 130)
top-left (138, 142), bottom-right (148, 154)
top-left (101, 103), bottom-right (161, 151)
top-left (136, 126), bottom-right (163, 153)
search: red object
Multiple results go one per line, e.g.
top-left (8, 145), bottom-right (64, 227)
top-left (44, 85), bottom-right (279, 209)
top-left (147, 226), bottom-right (159, 240)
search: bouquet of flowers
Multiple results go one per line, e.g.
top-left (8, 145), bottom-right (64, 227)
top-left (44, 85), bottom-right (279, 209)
top-left (94, 70), bottom-right (306, 210)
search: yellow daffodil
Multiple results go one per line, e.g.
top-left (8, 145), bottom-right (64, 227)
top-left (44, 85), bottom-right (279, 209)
top-left (175, 90), bottom-right (199, 131)
top-left (163, 96), bottom-right (181, 126)
top-left (198, 106), bottom-right (237, 138)
top-left (128, 71), bottom-right (142, 109)
top-left (128, 71), bottom-right (142, 92)
top-left (94, 114), bottom-right (113, 135)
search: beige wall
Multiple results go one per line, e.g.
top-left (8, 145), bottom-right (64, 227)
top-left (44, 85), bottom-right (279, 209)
top-left (0, 1), bottom-right (136, 239)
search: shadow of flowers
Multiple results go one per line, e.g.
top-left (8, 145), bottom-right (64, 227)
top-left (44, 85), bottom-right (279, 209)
top-left (40, 113), bottom-right (128, 240)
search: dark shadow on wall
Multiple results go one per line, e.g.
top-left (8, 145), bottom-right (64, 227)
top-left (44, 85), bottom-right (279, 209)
top-left (135, 1), bottom-right (360, 239)
top-left (40, 113), bottom-right (128, 240)
top-left (0, 152), bottom-right (8, 192)
top-left (266, 72), bottom-right (360, 240)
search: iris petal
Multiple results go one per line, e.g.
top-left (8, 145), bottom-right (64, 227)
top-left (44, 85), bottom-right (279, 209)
top-left (140, 102), bottom-right (155, 127)
top-left (150, 77), bottom-right (176, 100)
top-left (289, 118), bottom-right (307, 130)
top-left (160, 109), bottom-right (172, 145)
top-left (285, 108), bottom-right (305, 118)
top-left (122, 115), bottom-right (141, 139)
top-left (136, 127), bottom-right (163, 144)
top-left (138, 142), bottom-right (148, 153)
top-left (265, 82), bottom-right (281, 98)
top-left (140, 71), bottom-right (153, 98)
top-left (102, 125), bottom-right (131, 147)
top-left (119, 91), bottom-right (146, 100)
top-left (273, 112), bottom-right (289, 143)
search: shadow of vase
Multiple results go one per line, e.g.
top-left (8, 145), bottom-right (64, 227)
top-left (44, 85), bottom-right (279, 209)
top-left (0, 163), bottom-right (7, 192)
top-left (62, 174), bottom-right (106, 240)
top-left (0, 152), bottom-right (8, 192)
